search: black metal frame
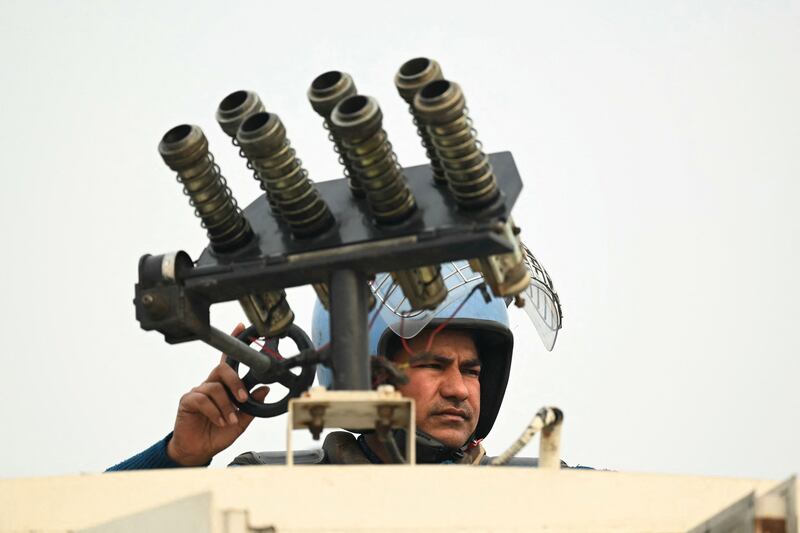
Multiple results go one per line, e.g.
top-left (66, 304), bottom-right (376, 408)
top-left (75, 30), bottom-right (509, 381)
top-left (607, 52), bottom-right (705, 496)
top-left (135, 152), bottom-right (522, 391)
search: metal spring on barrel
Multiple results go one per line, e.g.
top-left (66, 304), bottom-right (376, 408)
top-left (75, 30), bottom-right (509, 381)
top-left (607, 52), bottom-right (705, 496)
top-left (158, 124), bottom-right (294, 336)
top-left (394, 57), bottom-right (447, 186)
top-left (414, 80), bottom-right (530, 297)
top-left (307, 70), bottom-right (365, 198)
top-left (159, 124), bottom-right (253, 253)
top-left (322, 119), bottom-right (361, 194)
top-left (236, 112), bottom-right (334, 239)
top-left (413, 79), bottom-right (500, 211)
top-left (215, 90), bottom-right (282, 218)
top-left (330, 95), bottom-right (416, 224)
top-left (331, 94), bottom-right (447, 310)
top-left (236, 111), bottom-right (337, 311)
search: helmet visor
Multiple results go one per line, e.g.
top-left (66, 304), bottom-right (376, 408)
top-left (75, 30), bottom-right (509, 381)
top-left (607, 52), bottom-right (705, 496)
top-left (371, 261), bottom-right (482, 339)
top-left (371, 249), bottom-right (563, 351)
top-left (519, 244), bottom-right (563, 351)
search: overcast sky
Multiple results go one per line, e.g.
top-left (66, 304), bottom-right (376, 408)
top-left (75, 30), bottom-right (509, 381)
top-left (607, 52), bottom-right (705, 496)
top-left (0, 0), bottom-right (798, 480)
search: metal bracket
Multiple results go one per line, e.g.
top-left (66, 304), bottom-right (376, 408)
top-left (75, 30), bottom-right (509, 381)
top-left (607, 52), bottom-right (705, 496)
top-left (286, 386), bottom-right (416, 465)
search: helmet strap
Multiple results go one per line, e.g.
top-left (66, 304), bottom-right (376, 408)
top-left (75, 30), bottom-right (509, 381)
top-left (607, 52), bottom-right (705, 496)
top-left (391, 429), bottom-right (468, 464)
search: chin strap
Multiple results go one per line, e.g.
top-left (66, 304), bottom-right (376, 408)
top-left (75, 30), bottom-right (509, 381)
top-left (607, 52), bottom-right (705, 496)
top-left (391, 429), bottom-right (470, 464)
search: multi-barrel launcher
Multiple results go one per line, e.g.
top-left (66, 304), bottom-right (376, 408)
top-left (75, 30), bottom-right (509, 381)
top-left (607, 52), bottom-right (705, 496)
top-left (134, 57), bottom-right (561, 421)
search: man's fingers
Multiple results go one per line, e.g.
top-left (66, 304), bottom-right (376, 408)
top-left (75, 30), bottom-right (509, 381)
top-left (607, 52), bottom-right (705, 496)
top-left (193, 382), bottom-right (239, 425)
top-left (236, 386), bottom-right (270, 430)
top-left (219, 322), bottom-right (247, 365)
top-left (208, 363), bottom-right (249, 403)
top-left (182, 391), bottom-right (226, 428)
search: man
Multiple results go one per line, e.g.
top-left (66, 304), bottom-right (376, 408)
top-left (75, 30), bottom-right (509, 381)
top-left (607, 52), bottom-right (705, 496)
top-left (362, 328), bottom-right (483, 463)
top-left (108, 262), bottom-right (515, 469)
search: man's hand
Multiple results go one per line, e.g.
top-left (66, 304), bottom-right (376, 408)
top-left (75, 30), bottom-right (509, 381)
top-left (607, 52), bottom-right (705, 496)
top-left (166, 323), bottom-right (269, 466)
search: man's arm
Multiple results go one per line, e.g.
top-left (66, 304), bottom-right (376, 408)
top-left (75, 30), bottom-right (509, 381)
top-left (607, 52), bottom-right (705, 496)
top-left (106, 433), bottom-right (184, 471)
top-left (106, 324), bottom-right (269, 471)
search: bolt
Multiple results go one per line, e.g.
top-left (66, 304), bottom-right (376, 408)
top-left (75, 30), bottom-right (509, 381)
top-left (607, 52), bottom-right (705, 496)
top-left (140, 293), bottom-right (167, 318)
top-left (376, 384), bottom-right (396, 396)
top-left (377, 405), bottom-right (395, 421)
top-left (308, 405), bottom-right (326, 440)
top-left (375, 405), bottom-right (395, 434)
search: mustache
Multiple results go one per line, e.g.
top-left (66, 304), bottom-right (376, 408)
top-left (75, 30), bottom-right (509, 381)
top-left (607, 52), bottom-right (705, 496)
top-left (428, 401), bottom-right (473, 420)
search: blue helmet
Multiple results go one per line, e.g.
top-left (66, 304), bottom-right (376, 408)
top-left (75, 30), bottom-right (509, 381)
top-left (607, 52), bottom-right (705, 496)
top-left (312, 261), bottom-right (514, 441)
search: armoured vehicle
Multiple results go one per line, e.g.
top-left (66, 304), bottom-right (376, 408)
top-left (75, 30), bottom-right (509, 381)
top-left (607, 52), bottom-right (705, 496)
top-left (2, 58), bottom-right (795, 533)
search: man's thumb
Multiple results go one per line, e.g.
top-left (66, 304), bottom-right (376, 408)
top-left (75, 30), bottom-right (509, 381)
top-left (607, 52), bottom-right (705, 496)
top-left (251, 386), bottom-right (270, 403)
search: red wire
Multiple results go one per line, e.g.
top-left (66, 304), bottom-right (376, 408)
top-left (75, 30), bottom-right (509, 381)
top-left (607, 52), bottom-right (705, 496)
top-left (467, 438), bottom-right (483, 450)
top-left (401, 336), bottom-right (413, 356)
top-left (399, 313), bottom-right (414, 356)
top-left (424, 289), bottom-right (475, 352)
top-left (248, 336), bottom-right (281, 359)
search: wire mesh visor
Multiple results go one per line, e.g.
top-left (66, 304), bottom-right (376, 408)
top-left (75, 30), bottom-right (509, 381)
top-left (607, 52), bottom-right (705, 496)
top-left (372, 262), bottom-right (486, 339)
top-left (372, 256), bottom-right (562, 352)
top-left (519, 245), bottom-right (562, 351)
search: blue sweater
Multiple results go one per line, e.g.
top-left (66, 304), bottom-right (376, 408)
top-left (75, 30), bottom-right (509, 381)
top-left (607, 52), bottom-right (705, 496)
top-left (106, 433), bottom-right (203, 471)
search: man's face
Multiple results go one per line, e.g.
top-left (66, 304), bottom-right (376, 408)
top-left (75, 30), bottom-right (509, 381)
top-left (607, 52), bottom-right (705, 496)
top-left (391, 329), bottom-right (481, 448)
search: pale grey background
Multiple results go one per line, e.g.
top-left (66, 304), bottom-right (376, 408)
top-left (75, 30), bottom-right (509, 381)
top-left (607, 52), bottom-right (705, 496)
top-left (0, 0), bottom-right (797, 479)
